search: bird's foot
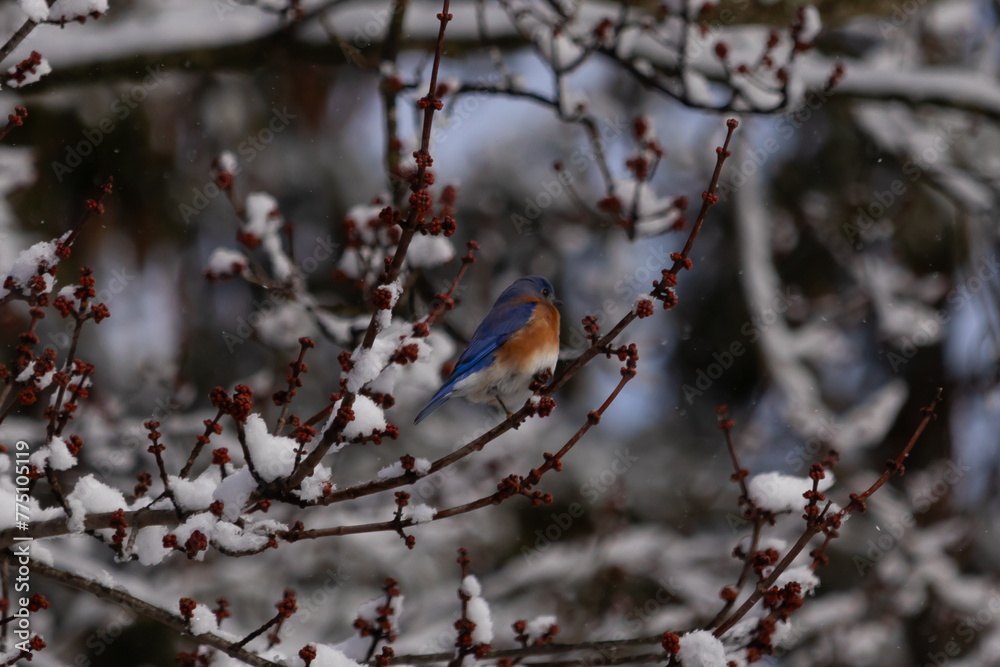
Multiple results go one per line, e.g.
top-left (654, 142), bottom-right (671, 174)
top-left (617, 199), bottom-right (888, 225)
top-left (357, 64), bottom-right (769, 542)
top-left (497, 398), bottom-right (519, 429)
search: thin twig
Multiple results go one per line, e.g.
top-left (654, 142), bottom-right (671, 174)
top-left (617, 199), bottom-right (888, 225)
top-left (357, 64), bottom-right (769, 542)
top-left (704, 406), bottom-right (769, 630)
top-left (179, 408), bottom-right (226, 478)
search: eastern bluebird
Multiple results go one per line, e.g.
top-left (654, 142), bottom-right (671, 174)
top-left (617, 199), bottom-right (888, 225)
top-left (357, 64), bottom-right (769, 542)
top-left (414, 276), bottom-right (560, 423)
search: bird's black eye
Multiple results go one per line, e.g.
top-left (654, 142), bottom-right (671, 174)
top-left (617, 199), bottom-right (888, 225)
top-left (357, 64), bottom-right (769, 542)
top-left (542, 288), bottom-right (551, 297)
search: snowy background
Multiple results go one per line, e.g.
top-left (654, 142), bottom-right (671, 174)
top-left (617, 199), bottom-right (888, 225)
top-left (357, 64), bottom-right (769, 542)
top-left (1, 0), bottom-right (999, 665)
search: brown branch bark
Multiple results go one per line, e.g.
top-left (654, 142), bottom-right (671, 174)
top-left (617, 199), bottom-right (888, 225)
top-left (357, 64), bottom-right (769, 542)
top-left (380, 0), bottom-right (411, 207)
top-left (0, 0), bottom-right (57, 66)
top-left (30, 560), bottom-right (284, 667)
top-left (388, 638), bottom-right (663, 665)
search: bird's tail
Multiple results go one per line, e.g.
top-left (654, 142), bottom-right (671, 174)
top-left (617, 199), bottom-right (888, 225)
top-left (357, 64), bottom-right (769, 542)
top-left (414, 384), bottom-right (453, 424)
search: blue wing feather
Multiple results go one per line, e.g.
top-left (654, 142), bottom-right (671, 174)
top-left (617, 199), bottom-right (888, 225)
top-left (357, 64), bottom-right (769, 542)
top-left (414, 300), bottom-right (537, 423)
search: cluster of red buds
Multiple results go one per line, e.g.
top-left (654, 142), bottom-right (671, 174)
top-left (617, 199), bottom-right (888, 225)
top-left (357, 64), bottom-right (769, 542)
top-left (294, 424), bottom-right (318, 445)
top-left (3, 51), bottom-right (44, 86)
top-left (133, 471), bottom-right (153, 499)
top-left (534, 396), bottom-right (557, 417)
top-left (209, 386), bottom-right (232, 413)
top-left (581, 314), bottom-right (601, 345)
top-left (185, 531), bottom-right (209, 558)
top-left (744, 582), bottom-right (805, 661)
top-left (337, 350), bottom-right (354, 373)
top-left (496, 472), bottom-right (553, 507)
top-left (332, 400), bottom-right (355, 432)
top-left (353, 577), bottom-right (401, 645)
top-left (391, 343), bottom-right (420, 365)
top-left (213, 598), bottom-right (231, 625)
top-left (597, 194), bottom-right (622, 216)
top-left (373, 646), bottom-right (395, 667)
top-left (163, 531), bottom-right (208, 560)
top-left (271, 337), bottom-right (315, 408)
top-left (50, 267), bottom-right (108, 322)
top-left (230, 384), bottom-right (254, 423)
top-left (251, 499), bottom-right (271, 514)
top-left (2, 183), bottom-right (112, 407)
top-left (394, 490), bottom-right (410, 511)
top-left (65, 434), bottom-right (83, 455)
top-left (4, 105), bottom-right (27, 132)
top-left (209, 500), bottom-right (225, 517)
top-left (179, 597), bottom-right (197, 624)
top-left (802, 463), bottom-right (827, 524)
top-left (4, 263), bottom-right (55, 310)
top-left (266, 589), bottom-right (298, 645)
top-left (39, 359), bottom-right (94, 427)
top-left (598, 343), bottom-right (639, 379)
top-left (513, 619), bottom-right (559, 647)
top-left (26, 593), bottom-right (49, 613)
top-left (407, 164), bottom-right (434, 226)
top-left (716, 404), bottom-right (736, 432)
top-left (109, 508), bottom-right (128, 547)
top-left (16, 348), bottom-right (56, 406)
top-left (627, 115), bottom-right (665, 181)
top-left (454, 615), bottom-right (491, 658)
top-left (419, 184), bottom-right (458, 236)
top-left (192, 416), bottom-right (224, 464)
top-left (16, 635), bottom-right (46, 661)
top-left (298, 644), bottom-right (318, 666)
top-left (145, 420), bottom-right (164, 457)
top-left (751, 548), bottom-right (781, 577)
top-left (372, 286), bottom-right (396, 310)
top-left (661, 631), bottom-right (680, 655)
top-left (356, 424), bottom-right (401, 446)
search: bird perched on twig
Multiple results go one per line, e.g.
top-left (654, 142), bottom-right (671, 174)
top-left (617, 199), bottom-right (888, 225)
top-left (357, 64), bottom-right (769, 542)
top-left (414, 276), bottom-right (560, 424)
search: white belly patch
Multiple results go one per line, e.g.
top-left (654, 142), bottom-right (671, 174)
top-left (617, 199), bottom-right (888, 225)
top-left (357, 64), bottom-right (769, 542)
top-left (451, 348), bottom-right (559, 410)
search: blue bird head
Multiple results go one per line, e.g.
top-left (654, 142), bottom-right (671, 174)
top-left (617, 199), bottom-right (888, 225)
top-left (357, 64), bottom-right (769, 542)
top-left (495, 276), bottom-right (556, 305)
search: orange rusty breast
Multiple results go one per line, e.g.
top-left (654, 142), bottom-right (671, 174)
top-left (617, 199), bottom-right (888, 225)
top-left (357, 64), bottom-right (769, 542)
top-left (494, 297), bottom-right (560, 372)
